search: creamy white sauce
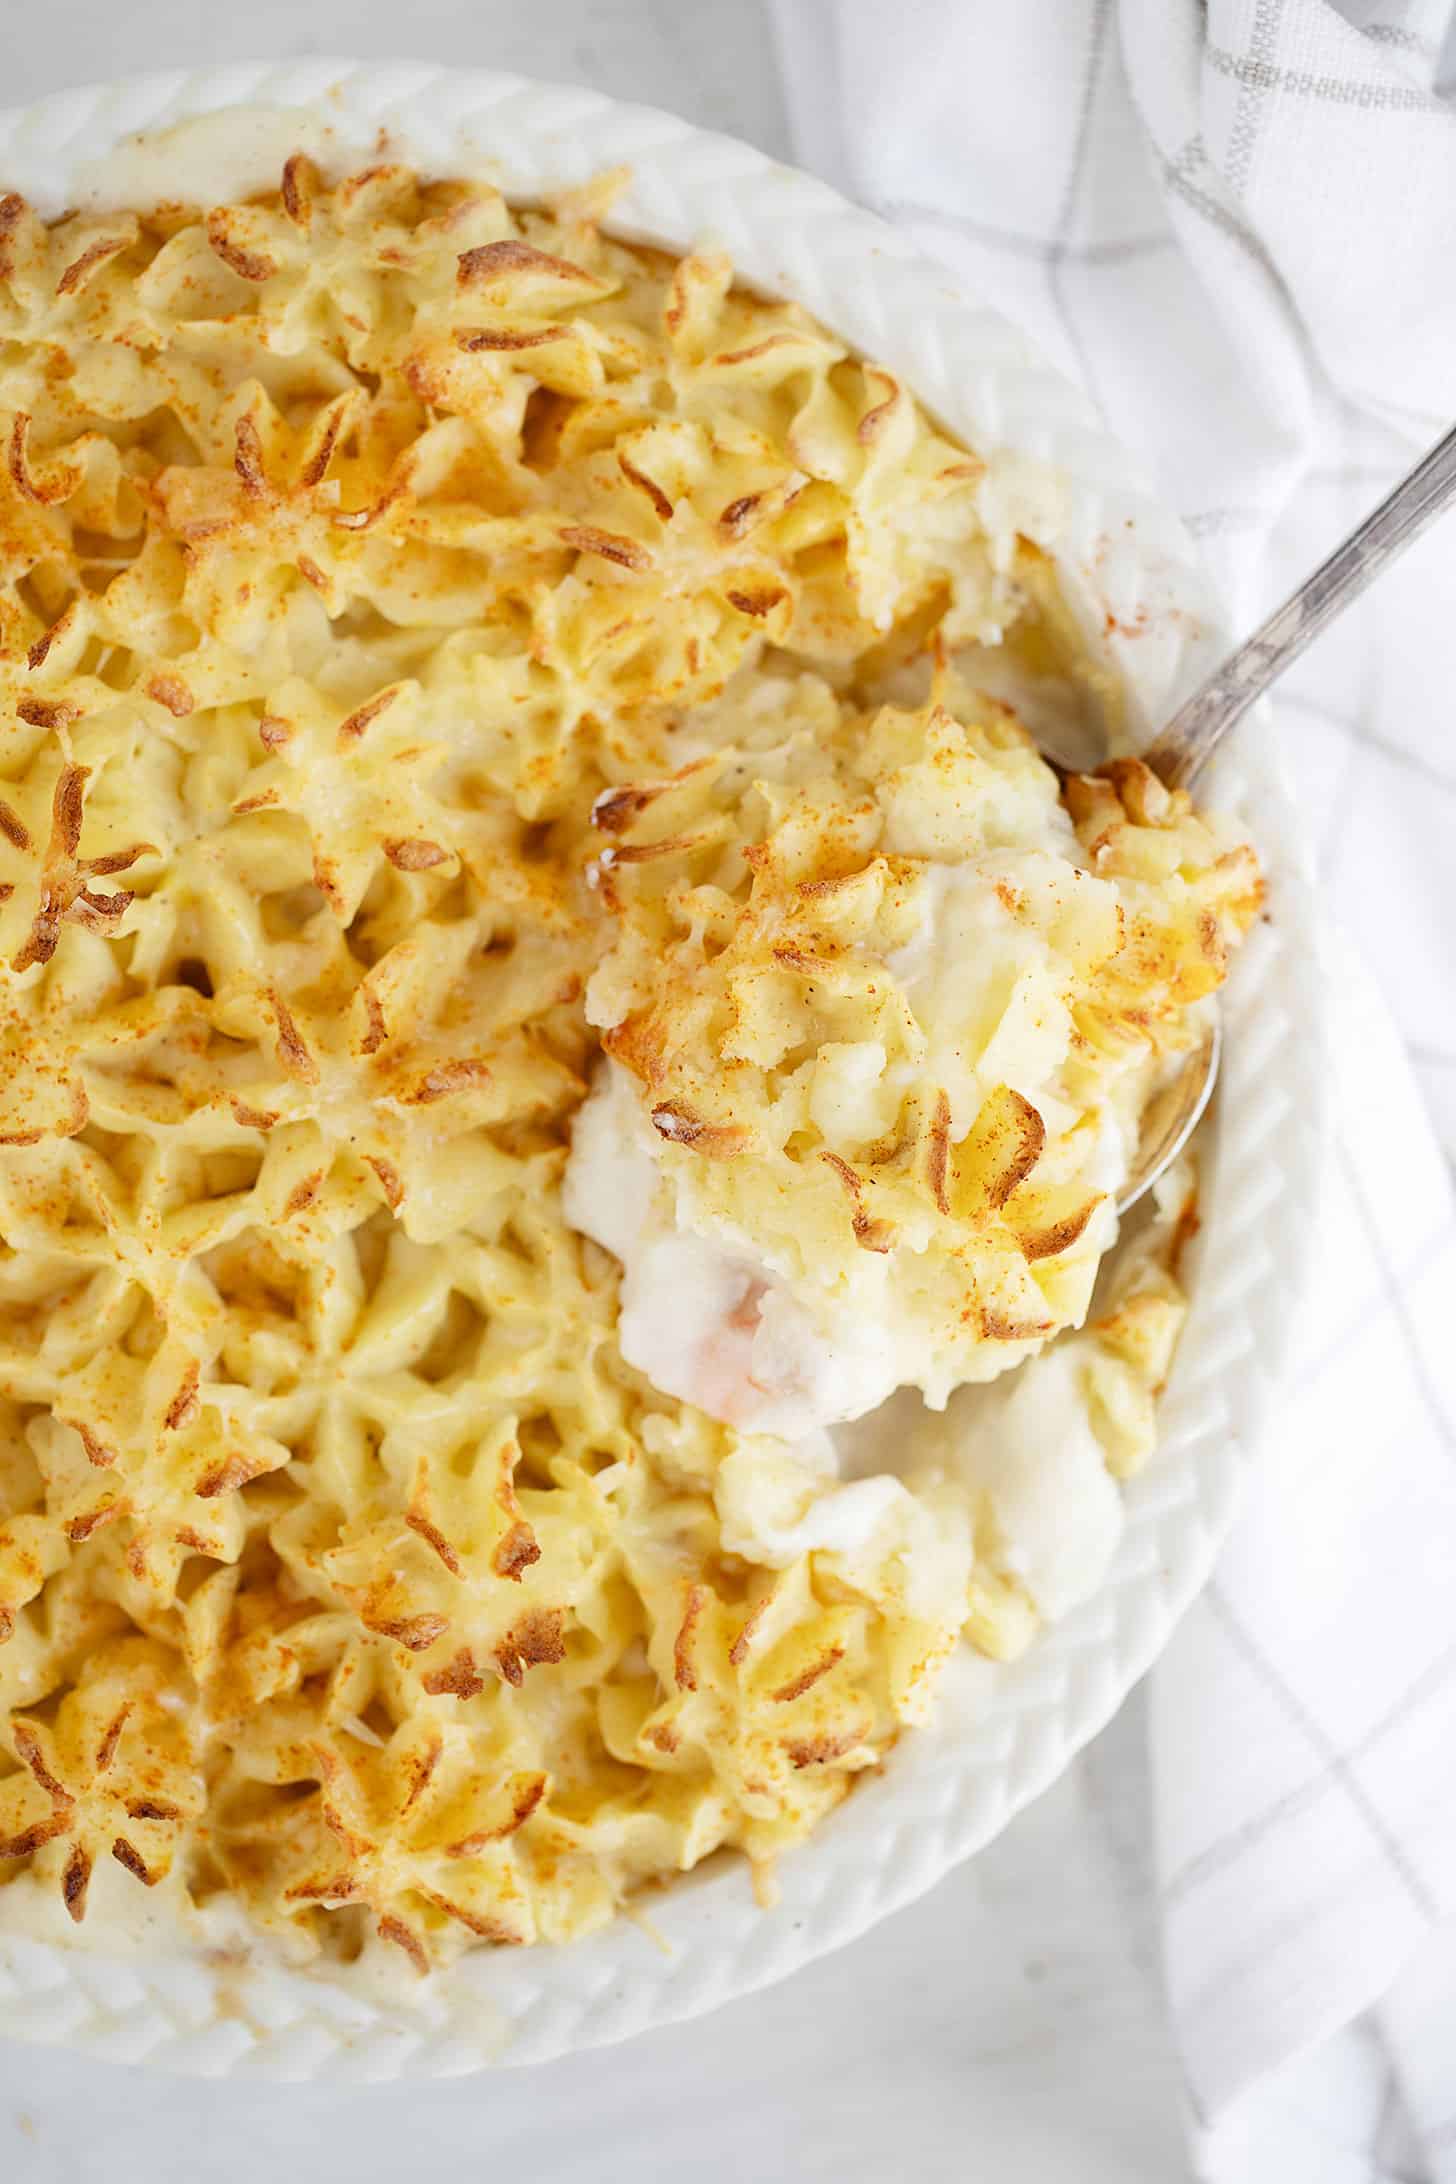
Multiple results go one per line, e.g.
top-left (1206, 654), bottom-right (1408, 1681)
top-left (715, 1439), bottom-right (912, 1564)
top-left (567, 1061), bottom-right (1126, 1623)
top-left (717, 1351), bottom-right (1124, 1624)
top-left (564, 1060), bottom-right (903, 1439)
top-left (917, 1346), bottom-right (1124, 1619)
top-left (713, 1431), bottom-right (976, 1630)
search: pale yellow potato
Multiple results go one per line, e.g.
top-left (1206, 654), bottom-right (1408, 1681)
top-left (0, 164), bottom-right (1249, 1969)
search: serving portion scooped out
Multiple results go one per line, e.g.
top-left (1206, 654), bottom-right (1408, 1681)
top-left (568, 681), bottom-right (1259, 1440)
top-left (0, 157), bottom-right (1256, 1974)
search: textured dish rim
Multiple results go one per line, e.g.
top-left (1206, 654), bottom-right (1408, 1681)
top-left (0, 60), bottom-right (1330, 2080)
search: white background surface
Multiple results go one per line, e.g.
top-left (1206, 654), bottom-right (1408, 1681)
top-left (0, 7), bottom-right (1357, 2179)
top-left (1, 1723), bottom-right (1190, 2184)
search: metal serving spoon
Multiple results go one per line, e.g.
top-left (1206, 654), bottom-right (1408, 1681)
top-left (1109, 417), bottom-right (1456, 1213)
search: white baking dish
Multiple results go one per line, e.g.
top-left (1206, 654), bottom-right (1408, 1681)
top-left (0, 60), bottom-right (1327, 2078)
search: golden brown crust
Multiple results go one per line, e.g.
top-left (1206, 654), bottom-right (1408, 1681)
top-left (1016, 1199), bottom-right (1101, 1263)
top-left (617, 451), bottom-right (674, 520)
top-left (982, 1091), bottom-right (1047, 1210)
top-left (648, 1104), bottom-right (749, 1156)
top-left (383, 836), bottom-right (449, 871)
top-left (784, 1727), bottom-right (863, 1770)
top-left (491, 1610), bottom-right (567, 1688)
top-left (336, 687), bottom-right (400, 743)
top-left (421, 1649), bottom-right (486, 1701)
top-left (205, 210), bottom-right (277, 284)
top-left (492, 1523), bottom-right (542, 1583)
top-left (280, 153), bottom-right (317, 228)
top-left (62, 1842), bottom-right (92, 1920)
top-left (456, 238), bottom-right (597, 287)
top-left (559, 524), bottom-right (653, 573)
top-left (673, 1583), bottom-right (708, 1692)
top-left (162, 1363), bottom-right (201, 1433)
top-left (820, 1152), bottom-right (895, 1253)
top-left (268, 989), bottom-right (318, 1082)
top-left (0, 192), bottom-right (24, 282)
top-left (770, 1644), bottom-right (846, 1704)
top-left (361, 1609), bottom-right (451, 1653)
top-left (55, 232), bottom-right (131, 298)
top-left (0, 165), bottom-right (1251, 1972)
top-left (926, 1090), bottom-right (952, 1216)
top-left (457, 324), bottom-right (567, 352)
top-left (405, 1510), bottom-right (462, 1576)
top-left (146, 673), bottom-right (195, 717)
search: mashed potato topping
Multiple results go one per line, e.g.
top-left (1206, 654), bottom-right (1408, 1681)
top-left (0, 160), bottom-right (1254, 1972)
top-left (571, 682), bottom-right (1257, 1430)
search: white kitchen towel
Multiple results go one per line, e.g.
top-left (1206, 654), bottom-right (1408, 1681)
top-left (769, 4), bottom-right (1456, 2178)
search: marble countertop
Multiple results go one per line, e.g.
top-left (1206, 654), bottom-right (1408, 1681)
top-left (0, 8), bottom-right (1194, 2175)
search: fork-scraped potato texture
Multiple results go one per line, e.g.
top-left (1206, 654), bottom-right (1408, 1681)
top-left (0, 162), bottom-right (1257, 1969)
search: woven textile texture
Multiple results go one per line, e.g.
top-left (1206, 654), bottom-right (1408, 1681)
top-left (770, 3), bottom-right (1456, 2177)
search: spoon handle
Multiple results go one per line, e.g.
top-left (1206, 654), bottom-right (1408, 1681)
top-left (1144, 417), bottom-right (1456, 788)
